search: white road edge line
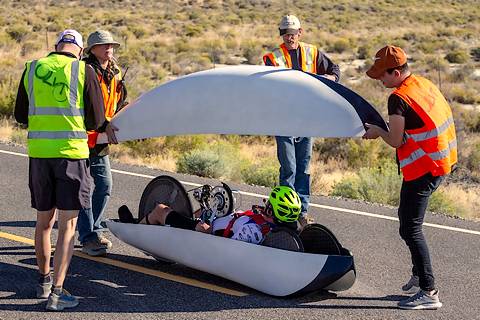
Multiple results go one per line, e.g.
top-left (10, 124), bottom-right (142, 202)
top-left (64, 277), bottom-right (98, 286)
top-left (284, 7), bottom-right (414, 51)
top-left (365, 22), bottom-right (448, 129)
top-left (2, 148), bottom-right (479, 236)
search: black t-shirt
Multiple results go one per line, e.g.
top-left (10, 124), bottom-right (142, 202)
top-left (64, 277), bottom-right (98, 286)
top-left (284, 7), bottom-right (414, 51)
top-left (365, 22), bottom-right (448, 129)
top-left (387, 94), bottom-right (424, 130)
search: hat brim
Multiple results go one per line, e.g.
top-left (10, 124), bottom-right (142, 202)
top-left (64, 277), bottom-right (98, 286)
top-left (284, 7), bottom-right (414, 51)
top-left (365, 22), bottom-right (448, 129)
top-left (85, 41), bottom-right (120, 54)
top-left (279, 28), bottom-right (300, 36)
top-left (366, 64), bottom-right (385, 80)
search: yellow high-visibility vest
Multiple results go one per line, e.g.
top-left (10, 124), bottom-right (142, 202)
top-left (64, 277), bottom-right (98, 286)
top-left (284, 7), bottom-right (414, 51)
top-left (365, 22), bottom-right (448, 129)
top-left (24, 54), bottom-right (88, 158)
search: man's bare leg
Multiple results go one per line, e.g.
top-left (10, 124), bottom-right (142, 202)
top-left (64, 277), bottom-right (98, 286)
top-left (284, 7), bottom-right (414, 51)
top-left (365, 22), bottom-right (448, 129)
top-left (52, 210), bottom-right (78, 287)
top-left (35, 209), bottom-right (56, 276)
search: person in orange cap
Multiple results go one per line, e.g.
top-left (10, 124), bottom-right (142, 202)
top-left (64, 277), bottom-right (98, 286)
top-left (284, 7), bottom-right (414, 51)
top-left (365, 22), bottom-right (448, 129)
top-left (363, 45), bottom-right (457, 310)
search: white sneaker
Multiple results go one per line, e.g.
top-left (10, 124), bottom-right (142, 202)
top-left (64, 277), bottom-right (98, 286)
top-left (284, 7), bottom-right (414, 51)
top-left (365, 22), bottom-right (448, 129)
top-left (46, 289), bottom-right (79, 311)
top-left (398, 289), bottom-right (443, 310)
top-left (401, 275), bottom-right (419, 294)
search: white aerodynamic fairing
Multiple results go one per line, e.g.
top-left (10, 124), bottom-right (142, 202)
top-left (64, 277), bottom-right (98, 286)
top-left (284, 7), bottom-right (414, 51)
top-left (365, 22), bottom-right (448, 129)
top-left (98, 65), bottom-right (386, 143)
top-left (105, 65), bottom-right (386, 296)
top-left (107, 221), bottom-right (355, 296)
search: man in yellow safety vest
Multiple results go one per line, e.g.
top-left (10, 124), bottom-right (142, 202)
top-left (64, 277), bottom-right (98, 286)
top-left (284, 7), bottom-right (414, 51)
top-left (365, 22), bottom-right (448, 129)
top-left (14, 29), bottom-right (105, 311)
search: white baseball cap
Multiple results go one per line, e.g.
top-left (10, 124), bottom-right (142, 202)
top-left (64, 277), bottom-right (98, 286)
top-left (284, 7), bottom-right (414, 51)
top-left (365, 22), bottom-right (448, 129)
top-left (55, 29), bottom-right (84, 48)
top-left (279, 15), bottom-right (301, 35)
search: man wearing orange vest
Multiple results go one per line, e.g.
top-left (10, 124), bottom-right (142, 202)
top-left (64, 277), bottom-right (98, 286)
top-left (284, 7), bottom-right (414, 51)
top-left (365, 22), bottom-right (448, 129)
top-left (263, 15), bottom-right (340, 228)
top-left (363, 45), bottom-right (457, 310)
top-left (77, 30), bottom-right (128, 256)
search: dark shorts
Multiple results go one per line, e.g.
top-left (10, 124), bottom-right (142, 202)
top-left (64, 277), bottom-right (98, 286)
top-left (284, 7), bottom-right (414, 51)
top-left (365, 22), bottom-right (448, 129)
top-left (29, 158), bottom-right (92, 211)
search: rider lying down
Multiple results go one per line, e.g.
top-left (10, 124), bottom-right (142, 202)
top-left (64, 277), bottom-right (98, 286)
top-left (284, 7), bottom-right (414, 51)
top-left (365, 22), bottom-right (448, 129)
top-left (118, 186), bottom-right (301, 244)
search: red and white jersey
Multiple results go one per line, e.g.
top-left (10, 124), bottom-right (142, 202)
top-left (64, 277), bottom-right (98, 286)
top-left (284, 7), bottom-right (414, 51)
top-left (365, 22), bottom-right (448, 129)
top-left (211, 211), bottom-right (267, 244)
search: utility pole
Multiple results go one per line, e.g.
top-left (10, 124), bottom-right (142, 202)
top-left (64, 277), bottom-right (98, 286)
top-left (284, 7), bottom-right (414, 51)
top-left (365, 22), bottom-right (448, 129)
top-left (437, 59), bottom-right (442, 92)
top-left (211, 48), bottom-right (216, 69)
top-left (45, 29), bottom-right (49, 51)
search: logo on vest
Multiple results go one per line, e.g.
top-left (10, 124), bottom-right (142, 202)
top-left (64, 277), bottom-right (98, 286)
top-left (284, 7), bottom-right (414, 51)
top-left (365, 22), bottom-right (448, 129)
top-left (35, 64), bottom-right (69, 103)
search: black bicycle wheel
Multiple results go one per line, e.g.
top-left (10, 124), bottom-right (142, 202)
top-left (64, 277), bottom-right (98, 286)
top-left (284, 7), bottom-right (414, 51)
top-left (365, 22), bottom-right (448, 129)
top-left (261, 227), bottom-right (304, 252)
top-left (138, 175), bottom-right (193, 221)
top-left (299, 223), bottom-right (342, 255)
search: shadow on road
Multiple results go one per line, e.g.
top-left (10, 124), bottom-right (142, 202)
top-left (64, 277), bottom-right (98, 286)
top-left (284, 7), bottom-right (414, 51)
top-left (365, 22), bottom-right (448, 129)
top-left (0, 220), bottom-right (37, 228)
top-left (0, 251), bottom-right (399, 313)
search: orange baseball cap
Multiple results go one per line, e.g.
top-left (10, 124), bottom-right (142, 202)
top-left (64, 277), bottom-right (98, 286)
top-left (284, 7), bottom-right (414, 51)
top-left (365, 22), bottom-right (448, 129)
top-left (366, 45), bottom-right (407, 79)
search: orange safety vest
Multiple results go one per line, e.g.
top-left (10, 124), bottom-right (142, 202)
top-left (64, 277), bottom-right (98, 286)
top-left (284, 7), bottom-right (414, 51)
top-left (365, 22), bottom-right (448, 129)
top-left (87, 70), bottom-right (122, 148)
top-left (263, 42), bottom-right (318, 73)
top-left (393, 74), bottom-right (457, 181)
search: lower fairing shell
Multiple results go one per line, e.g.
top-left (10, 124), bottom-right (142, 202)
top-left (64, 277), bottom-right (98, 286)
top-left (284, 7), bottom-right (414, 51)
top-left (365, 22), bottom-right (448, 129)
top-left (107, 220), bottom-right (355, 296)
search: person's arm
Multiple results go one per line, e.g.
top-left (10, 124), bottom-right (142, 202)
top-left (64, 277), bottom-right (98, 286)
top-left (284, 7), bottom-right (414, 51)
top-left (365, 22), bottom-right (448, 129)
top-left (83, 64), bottom-right (106, 132)
top-left (14, 69), bottom-right (29, 125)
top-left (316, 51), bottom-right (340, 82)
top-left (363, 94), bottom-right (407, 148)
top-left (363, 115), bottom-right (405, 148)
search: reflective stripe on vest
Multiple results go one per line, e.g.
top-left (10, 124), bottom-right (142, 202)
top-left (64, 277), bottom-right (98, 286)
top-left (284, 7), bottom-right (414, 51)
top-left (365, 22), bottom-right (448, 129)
top-left (25, 55), bottom-right (88, 159)
top-left (263, 42), bottom-right (317, 73)
top-left (28, 131), bottom-right (87, 139)
top-left (394, 74), bottom-right (457, 181)
top-left (399, 138), bottom-right (457, 168)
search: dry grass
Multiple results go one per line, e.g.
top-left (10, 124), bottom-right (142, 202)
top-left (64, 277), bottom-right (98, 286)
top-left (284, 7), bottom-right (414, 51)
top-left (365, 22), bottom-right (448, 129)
top-left (437, 183), bottom-right (480, 221)
top-left (0, 118), bottom-right (12, 142)
top-left (109, 144), bottom-right (177, 172)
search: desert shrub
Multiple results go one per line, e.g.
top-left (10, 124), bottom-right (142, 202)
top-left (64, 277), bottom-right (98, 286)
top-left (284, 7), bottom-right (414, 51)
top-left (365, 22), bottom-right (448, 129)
top-left (184, 24), bottom-right (202, 37)
top-left (241, 161), bottom-right (279, 187)
top-left (176, 139), bottom-right (247, 180)
top-left (329, 38), bottom-right (351, 53)
top-left (460, 109), bottom-right (480, 132)
top-left (21, 40), bottom-right (43, 57)
top-left (177, 148), bottom-right (225, 178)
top-left (131, 25), bottom-right (147, 39)
top-left (314, 138), bottom-right (350, 161)
top-left (357, 44), bottom-right (372, 59)
top-left (164, 135), bottom-right (208, 154)
top-left (0, 76), bottom-right (17, 116)
top-left (330, 175), bottom-right (362, 199)
top-left (122, 138), bottom-right (164, 157)
top-left (331, 160), bottom-right (402, 205)
top-left (445, 50), bottom-right (469, 63)
top-left (6, 24), bottom-right (29, 42)
top-left (416, 40), bottom-right (443, 54)
top-left (242, 41), bottom-right (263, 65)
top-left (471, 47), bottom-right (480, 62)
top-left (450, 85), bottom-right (479, 104)
top-left (315, 138), bottom-right (393, 169)
top-left (10, 126), bottom-right (27, 145)
top-left (428, 190), bottom-right (459, 215)
top-left (345, 139), bottom-right (390, 169)
top-left (466, 143), bottom-right (480, 174)
top-left (447, 66), bottom-right (472, 82)
top-left (402, 32), bottom-right (417, 41)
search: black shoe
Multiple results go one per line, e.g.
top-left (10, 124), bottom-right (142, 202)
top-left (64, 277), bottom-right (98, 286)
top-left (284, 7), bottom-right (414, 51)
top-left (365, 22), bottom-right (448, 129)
top-left (118, 205), bottom-right (136, 224)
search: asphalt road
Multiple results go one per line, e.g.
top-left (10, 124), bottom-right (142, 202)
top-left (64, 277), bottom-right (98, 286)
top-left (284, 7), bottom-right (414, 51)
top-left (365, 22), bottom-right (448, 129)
top-left (1, 142), bottom-right (479, 320)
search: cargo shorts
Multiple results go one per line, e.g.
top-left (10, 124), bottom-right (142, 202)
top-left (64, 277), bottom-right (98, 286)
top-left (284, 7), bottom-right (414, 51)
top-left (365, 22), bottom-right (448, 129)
top-left (28, 158), bottom-right (92, 211)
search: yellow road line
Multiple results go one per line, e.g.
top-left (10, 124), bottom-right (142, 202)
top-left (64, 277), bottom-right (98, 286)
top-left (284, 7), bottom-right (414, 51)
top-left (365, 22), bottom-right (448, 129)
top-left (0, 231), bottom-right (34, 245)
top-left (0, 230), bottom-right (248, 297)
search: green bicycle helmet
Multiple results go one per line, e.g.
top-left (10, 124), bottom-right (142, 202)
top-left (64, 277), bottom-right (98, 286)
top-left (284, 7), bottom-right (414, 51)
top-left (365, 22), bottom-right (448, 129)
top-left (268, 186), bottom-right (301, 223)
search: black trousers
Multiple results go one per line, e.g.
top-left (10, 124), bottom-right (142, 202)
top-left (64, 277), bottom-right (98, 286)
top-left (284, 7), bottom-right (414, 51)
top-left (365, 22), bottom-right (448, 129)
top-left (398, 173), bottom-right (444, 291)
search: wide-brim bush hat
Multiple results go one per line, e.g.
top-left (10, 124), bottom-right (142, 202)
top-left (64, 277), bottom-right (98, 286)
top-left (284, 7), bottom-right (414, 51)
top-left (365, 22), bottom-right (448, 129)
top-left (85, 30), bottom-right (120, 54)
